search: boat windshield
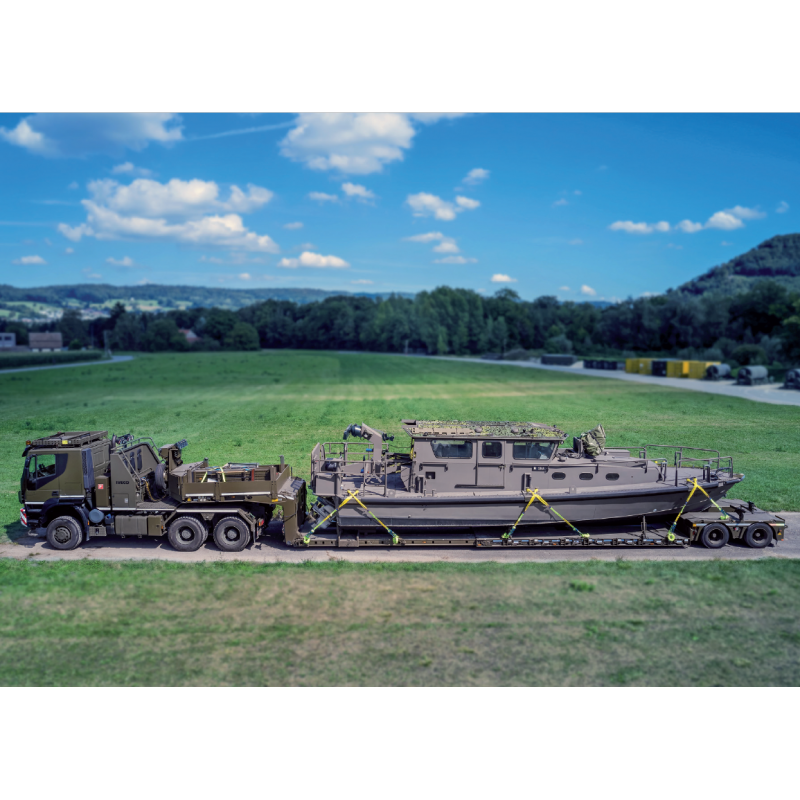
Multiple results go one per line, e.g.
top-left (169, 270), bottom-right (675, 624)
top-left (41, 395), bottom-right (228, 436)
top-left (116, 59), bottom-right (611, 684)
top-left (512, 441), bottom-right (555, 460)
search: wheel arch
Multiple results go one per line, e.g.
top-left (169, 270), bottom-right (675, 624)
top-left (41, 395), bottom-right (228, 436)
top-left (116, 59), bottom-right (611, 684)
top-left (40, 500), bottom-right (88, 533)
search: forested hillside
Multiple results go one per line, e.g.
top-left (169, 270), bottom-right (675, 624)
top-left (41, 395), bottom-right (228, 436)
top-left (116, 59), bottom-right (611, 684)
top-left (677, 234), bottom-right (800, 296)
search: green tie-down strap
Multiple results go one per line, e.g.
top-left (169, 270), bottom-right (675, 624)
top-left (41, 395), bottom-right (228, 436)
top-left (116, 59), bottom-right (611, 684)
top-left (347, 490), bottom-right (400, 545)
top-left (303, 493), bottom-right (359, 544)
top-left (503, 488), bottom-right (588, 541)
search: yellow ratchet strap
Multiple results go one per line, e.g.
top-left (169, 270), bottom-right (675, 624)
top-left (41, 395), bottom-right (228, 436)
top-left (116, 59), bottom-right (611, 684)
top-left (684, 477), bottom-right (730, 520)
top-left (503, 488), bottom-right (588, 541)
top-left (200, 471), bottom-right (208, 483)
top-left (669, 479), bottom-right (700, 534)
top-left (346, 490), bottom-right (400, 545)
top-left (303, 492), bottom-right (359, 544)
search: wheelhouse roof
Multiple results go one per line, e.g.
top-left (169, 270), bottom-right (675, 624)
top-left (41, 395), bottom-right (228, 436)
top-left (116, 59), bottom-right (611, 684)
top-left (400, 420), bottom-right (566, 440)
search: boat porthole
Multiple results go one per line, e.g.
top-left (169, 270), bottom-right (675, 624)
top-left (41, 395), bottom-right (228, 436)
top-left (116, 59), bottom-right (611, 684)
top-left (579, 473), bottom-right (593, 480)
top-left (606, 473), bottom-right (620, 481)
top-left (552, 472), bottom-right (566, 480)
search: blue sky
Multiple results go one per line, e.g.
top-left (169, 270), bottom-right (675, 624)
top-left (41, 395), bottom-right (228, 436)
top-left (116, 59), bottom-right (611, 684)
top-left (0, 112), bottom-right (797, 302)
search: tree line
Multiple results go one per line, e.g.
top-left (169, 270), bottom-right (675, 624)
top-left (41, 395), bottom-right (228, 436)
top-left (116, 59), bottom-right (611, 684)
top-left (3, 279), bottom-right (799, 367)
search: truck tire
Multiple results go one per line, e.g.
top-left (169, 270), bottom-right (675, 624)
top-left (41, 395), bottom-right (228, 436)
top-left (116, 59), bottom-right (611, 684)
top-left (167, 516), bottom-right (207, 552)
top-left (699, 522), bottom-right (729, 549)
top-left (46, 516), bottom-right (83, 551)
top-left (744, 523), bottom-right (772, 549)
top-left (213, 516), bottom-right (251, 552)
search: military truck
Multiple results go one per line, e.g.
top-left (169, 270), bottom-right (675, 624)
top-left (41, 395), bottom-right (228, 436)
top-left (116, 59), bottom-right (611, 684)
top-left (19, 431), bottom-right (306, 551)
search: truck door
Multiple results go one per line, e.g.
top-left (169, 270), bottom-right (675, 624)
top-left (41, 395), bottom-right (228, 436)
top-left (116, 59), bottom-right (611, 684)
top-left (476, 440), bottom-right (505, 487)
top-left (24, 452), bottom-right (69, 503)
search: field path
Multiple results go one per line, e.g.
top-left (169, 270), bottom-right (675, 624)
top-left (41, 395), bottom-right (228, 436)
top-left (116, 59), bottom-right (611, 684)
top-left (0, 354), bottom-right (134, 374)
top-left (425, 355), bottom-right (800, 407)
top-left (3, 512), bottom-right (797, 564)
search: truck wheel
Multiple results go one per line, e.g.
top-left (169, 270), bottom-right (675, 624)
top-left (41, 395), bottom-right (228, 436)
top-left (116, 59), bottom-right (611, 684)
top-left (213, 516), bottom-right (251, 552)
top-left (46, 516), bottom-right (84, 551)
top-left (700, 522), bottom-right (729, 549)
top-left (167, 517), bottom-right (207, 552)
top-left (744, 523), bottom-right (772, 549)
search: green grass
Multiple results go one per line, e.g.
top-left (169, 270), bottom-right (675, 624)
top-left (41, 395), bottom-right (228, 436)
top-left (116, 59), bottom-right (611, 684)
top-left (2, 350), bottom-right (798, 545)
top-left (1, 558), bottom-right (798, 686)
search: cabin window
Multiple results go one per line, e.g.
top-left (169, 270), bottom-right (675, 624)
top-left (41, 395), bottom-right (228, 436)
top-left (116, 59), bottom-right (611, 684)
top-left (552, 472), bottom-right (566, 480)
top-left (430, 439), bottom-right (474, 459)
top-left (512, 441), bottom-right (555, 460)
top-left (606, 473), bottom-right (620, 481)
top-left (579, 473), bottom-right (594, 481)
top-left (481, 441), bottom-right (502, 459)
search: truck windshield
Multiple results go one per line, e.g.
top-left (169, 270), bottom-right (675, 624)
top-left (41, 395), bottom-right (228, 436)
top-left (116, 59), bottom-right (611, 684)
top-left (512, 441), bottom-right (555, 460)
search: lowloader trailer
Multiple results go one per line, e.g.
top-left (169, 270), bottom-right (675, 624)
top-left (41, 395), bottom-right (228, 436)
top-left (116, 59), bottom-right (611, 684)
top-left (19, 430), bottom-right (306, 552)
top-left (293, 498), bottom-right (785, 550)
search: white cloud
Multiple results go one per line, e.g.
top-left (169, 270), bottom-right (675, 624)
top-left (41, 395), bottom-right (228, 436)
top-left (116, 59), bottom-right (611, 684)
top-left (640, 291), bottom-right (661, 297)
top-left (609, 220), bottom-right (670, 234)
top-left (406, 192), bottom-right (481, 221)
top-left (200, 255), bottom-right (225, 264)
top-left (432, 239), bottom-right (460, 254)
top-left (553, 198), bottom-right (569, 207)
top-left (299, 242), bottom-right (316, 250)
top-left (65, 247), bottom-right (74, 254)
top-left (721, 241), bottom-right (734, 246)
top-left (112, 162), bottom-right (154, 178)
top-left (455, 196), bottom-right (480, 210)
top-left (283, 221), bottom-right (304, 230)
top-left (106, 256), bottom-right (135, 267)
top-left (404, 231), bottom-right (445, 243)
top-left (491, 273), bottom-right (517, 283)
top-left (238, 273), bottom-right (252, 281)
top-left (351, 279), bottom-right (374, 285)
top-left (581, 284), bottom-right (597, 296)
top-left (462, 168), bottom-right (490, 185)
top-left (57, 177), bottom-right (279, 253)
top-left (13, 255), bottom-right (46, 265)
top-left (279, 112), bottom-right (464, 175)
top-left (434, 255), bottom-right (476, 264)
top-left (725, 205), bottom-right (765, 220)
top-left (407, 193), bottom-right (457, 221)
top-left (86, 178), bottom-right (272, 217)
top-left (574, 190), bottom-right (582, 196)
top-left (569, 239), bottom-right (583, 245)
top-left (705, 211), bottom-right (744, 231)
top-left (81, 268), bottom-right (102, 280)
top-left (67, 181), bottom-right (79, 190)
top-left (341, 182), bottom-right (376, 201)
top-left (308, 191), bottom-right (339, 203)
top-left (559, 286), bottom-right (571, 292)
top-left (0, 113), bottom-right (182, 157)
top-left (277, 251), bottom-right (349, 269)
top-left (676, 219), bottom-right (704, 233)
top-left (776, 201), bottom-right (789, 214)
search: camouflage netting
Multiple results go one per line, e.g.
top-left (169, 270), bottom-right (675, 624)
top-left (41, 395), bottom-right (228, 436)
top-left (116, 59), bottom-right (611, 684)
top-left (404, 420), bottom-right (566, 439)
top-left (580, 424), bottom-right (606, 456)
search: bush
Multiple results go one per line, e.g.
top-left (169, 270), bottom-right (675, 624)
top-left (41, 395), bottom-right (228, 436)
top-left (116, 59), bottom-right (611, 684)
top-left (731, 344), bottom-right (767, 366)
top-left (224, 322), bottom-right (260, 351)
top-left (503, 348), bottom-right (530, 361)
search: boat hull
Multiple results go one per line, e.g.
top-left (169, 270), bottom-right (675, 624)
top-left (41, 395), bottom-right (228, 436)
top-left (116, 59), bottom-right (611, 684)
top-left (329, 479), bottom-right (740, 531)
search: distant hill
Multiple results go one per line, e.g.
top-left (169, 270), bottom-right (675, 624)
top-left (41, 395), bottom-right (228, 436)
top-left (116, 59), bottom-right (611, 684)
top-left (0, 283), bottom-right (413, 311)
top-left (676, 233), bottom-right (800, 296)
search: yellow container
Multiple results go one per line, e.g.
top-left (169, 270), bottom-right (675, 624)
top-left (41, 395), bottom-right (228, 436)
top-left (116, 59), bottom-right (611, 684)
top-left (666, 360), bottom-right (690, 378)
top-left (637, 359), bottom-right (653, 375)
top-left (625, 358), bottom-right (639, 374)
top-left (688, 360), bottom-right (719, 379)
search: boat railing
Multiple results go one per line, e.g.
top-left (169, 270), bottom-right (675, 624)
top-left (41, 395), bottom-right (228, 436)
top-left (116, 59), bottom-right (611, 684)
top-left (315, 441), bottom-right (390, 495)
top-left (638, 444), bottom-right (734, 483)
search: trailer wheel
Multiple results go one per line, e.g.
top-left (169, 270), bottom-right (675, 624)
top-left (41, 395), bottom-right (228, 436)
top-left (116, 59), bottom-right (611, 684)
top-left (744, 523), bottom-right (772, 549)
top-left (699, 522), bottom-right (729, 549)
top-left (167, 516), bottom-right (207, 552)
top-left (46, 516), bottom-right (83, 551)
top-left (213, 516), bottom-right (251, 552)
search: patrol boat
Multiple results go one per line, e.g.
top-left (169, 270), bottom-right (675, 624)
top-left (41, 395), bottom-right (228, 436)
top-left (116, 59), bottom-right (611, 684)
top-left (308, 419), bottom-right (743, 534)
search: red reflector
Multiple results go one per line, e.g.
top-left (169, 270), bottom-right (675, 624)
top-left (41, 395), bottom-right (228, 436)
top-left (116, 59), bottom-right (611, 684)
top-left (98, 483), bottom-right (104, 490)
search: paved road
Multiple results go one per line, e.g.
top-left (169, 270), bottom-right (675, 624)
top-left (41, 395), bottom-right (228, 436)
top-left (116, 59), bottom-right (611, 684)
top-left (3, 512), bottom-right (797, 564)
top-left (0, 354), bottom-right (134, 375)
top-left (430, 355), bottom-right (800, 407)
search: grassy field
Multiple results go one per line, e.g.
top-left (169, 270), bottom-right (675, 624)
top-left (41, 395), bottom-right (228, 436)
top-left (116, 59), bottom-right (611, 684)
top-left (1, 558), bottom-right (798, 686)
top-left (2, 350), bottom-right (798, 687)
top-left (1, 350), bottom-right (798, 545)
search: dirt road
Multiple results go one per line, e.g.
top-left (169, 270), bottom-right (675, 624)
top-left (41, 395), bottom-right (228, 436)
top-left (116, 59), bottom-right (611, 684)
top-left (2, 512), bottom-right (797, 564)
